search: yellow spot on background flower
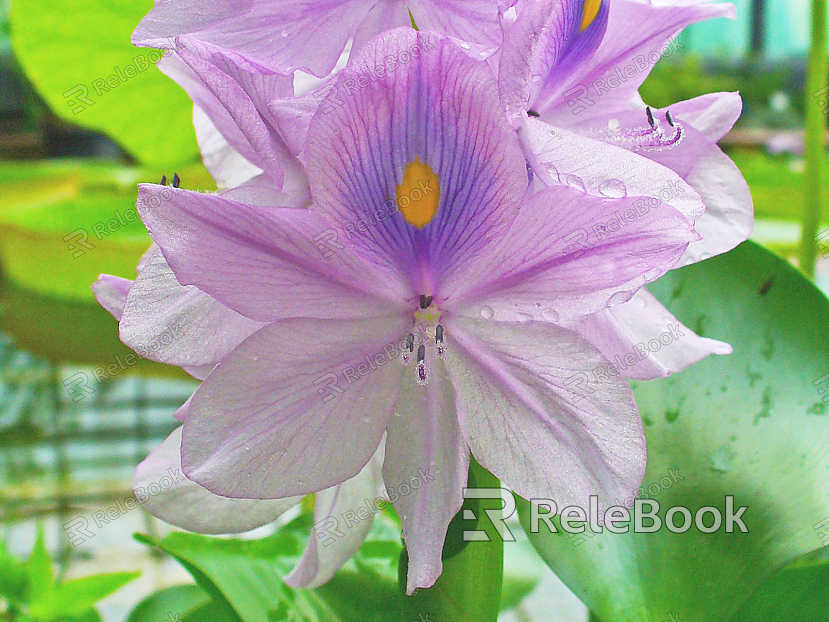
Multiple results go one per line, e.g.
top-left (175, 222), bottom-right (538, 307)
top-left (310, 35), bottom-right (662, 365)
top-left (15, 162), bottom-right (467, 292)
top-left (581, 0), bottom-right (601, 31)
top-left (397, 158), bottom-right (440, 229)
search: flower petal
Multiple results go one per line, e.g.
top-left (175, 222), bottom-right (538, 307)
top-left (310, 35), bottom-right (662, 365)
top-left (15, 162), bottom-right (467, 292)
top-left (192, 105), bottom-right (262, 190)
top-left (385, 359), bottom-right (468, 593)
top-left (499, 0), bottom-right (608, 125)
top-left (91, 274), bottom-right (133, 321)
top-left (134, 0), bottom-right (377, 77)
top-left (444, 316), bottom-right (646, 511)
top-left (539, 0), bottom-right (736, 122)
top-left (665, 91), bottom-right (743, 143)
top-left (306, 29), bottom-right (528, 297)
top-left (409, 0), bottom-right (510, 50)
top-left (137, 184), bottom-right (408, 322)
top-left (119, 245), bottom-right (265, 367)
top-left (521, 117), bottom-right (706, 223)
top-left (448, 183), bottom-right (698, 323)
top-left (574, 288), bottom-right (732, 380)
top-left (286, 446), bottom-right (385, 589)
top-left (181, 316), bottom-right (409, 499)
top-left (133, 427), bottom-right (300, 534)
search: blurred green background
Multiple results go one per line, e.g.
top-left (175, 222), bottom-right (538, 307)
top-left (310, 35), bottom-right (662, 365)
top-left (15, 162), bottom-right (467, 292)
top-left (0, 1), bottom-right (827, 621)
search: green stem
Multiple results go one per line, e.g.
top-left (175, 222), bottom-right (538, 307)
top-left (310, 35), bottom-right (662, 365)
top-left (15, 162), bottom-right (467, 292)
top-left (399, 457), bottom-right (504, 621)
top-left (800, 0), bottom-right (828, 278)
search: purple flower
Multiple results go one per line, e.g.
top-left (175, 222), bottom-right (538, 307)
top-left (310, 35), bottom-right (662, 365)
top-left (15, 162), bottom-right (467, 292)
top-left (100, 29), bottom-right (702, 592)
top-left (133, 0), bottom-right (514, 77)
top-left (498, 0), bottom-right (753, 378)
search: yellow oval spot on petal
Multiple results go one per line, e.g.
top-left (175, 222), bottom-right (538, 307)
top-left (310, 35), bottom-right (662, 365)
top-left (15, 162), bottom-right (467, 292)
top-left (396, 158), bottom-right (440, 229)
top-left (581, 0), bottom-right (601, 31)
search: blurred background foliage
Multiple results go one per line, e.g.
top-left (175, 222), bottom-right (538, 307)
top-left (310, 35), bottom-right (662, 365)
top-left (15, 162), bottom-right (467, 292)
top-left (0, 1), bottom-right (828, 621)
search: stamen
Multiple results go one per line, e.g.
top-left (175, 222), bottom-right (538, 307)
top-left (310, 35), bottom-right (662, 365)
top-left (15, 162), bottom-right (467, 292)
top-left (172, 173), bottom-right (181, 188)
top-left (160, 175), bottom-right (168, 186)
top-left (416, 344), bottom-right (428, 386)
top-left (665, 110), bottom-right (675, 127)
top-left (646, 106), bottom-right (656, 129)
top-left (401, 333), bottom-right (414, 365)
top-left (420, 294), bottom-right (433, 309)
top-left (527, 109), bottom-right (540, 118)
top-left (435, 325), bottom-right (446, 360)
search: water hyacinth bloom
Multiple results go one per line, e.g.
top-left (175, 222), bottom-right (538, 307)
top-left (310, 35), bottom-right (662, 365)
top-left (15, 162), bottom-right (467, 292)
top-left (116, 28), bottom-right (702, 592)
top-left (498, 0), bottom-right (753, 379)
top-left (133, 0), bottom-right (514, 78)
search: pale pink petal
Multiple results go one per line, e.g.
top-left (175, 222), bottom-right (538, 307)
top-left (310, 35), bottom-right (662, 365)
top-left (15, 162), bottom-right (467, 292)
top-left (133, 427), bottom-right (301, 534)
top-left (92, 274), bottom-right (133, 321)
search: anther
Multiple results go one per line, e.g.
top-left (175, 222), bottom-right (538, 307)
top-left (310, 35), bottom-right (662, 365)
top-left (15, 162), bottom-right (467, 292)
top-left (419, 294), bottom-right (433, 309)
top-left (417, 344), bottom-right (425, 363)
top-left (435, 325), bottom-right (446, 360)
top-left (416, 344), bottom-right (428, 386)
top-left (172, 173), bottom-right (181, 188)
top-left (401, 333), bottom-right (415, 366)
top-left (435, 325), bottom-right (444, 344)
top-left (407, 334), bottom-right (415, 351)
top-left (665, 110), bottom-right (675, 127)
top-left (646, 106), bottom-right (656, 128)
top-left (160, 175), bottom-right (167, 186)
top-left (527, 109), bottom-right (540, 117)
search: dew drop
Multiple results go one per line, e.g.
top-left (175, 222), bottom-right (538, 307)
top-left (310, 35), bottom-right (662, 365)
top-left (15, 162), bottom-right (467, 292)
top-left (607, 291), bottom-right (629, 306)
top-left (542, 309), bottom-right (560, 322)
top-left (516, 312), bottom-right (533, 322)
top-left (480, 306), bottom-right (495, 319)
top-left (635, 296), bottom-right (648, 308)
top-left (598, 178), bottom-right (627, 198)
top-left (281, 29), bottom-right (288, 37)
top-left (565, 174), bottom-right (586, 192)
top-left (607, 118), bottom-right (621, 133)
top-left (459, 41), bottom-right (471, 50)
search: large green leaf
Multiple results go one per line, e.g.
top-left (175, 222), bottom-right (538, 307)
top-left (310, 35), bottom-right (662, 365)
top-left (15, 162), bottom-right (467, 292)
top-left (29, 572), bottom-right (139, 620)
top-left (135, 513), bottom-right (401, 622)
top-left (126, 584), bottom-right (212, 622)
top-left (518, 241), bottom-right (829, 622)
top-left (732, 562), bottom-right (829, 621)
top-left (10, 0), bottom-right (199, 166)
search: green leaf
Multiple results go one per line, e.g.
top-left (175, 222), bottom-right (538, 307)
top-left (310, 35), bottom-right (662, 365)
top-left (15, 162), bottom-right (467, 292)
top-left (29, 572), bottom-right (139, 620)
top-left (26, 526), bottom-right (54, 605)
top-left (732, 560), bottom-right (829, 621)
top-left (0, 538), bottom-right (27, 603)
top-left (400, 458), bottom-right (504, 622)
top-left (519, 241), bottom-right (829, 622)
top-left (10, 0), bottom-right (199, 166)
top-left (500, 530), bottom-right (544, 612)
top-left (135, 513), bottom-right (401, 622)
top-left (126, 584), bottom-right (212, 622)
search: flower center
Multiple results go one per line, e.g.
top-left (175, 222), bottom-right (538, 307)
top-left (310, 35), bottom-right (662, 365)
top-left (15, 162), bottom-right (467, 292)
top-left (396, 158), bottom-right (440, 229)
top-left (401, 294), bottom-right (446, 386)
top-left (581, 0), bottom-right (602, 31)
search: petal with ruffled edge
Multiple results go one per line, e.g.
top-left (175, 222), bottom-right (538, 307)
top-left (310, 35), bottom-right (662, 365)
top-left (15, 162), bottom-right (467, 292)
top-left (181, 316), bottom-right (410, 499)
top-left (91, 274), bottom-right (133, 321)
top-left (192, 105), bottom-right (262, 190)
top-left (119, 245), bottom-right (266, 368)
top-left (134, 0), bottom-right (377, 77)
top-left (133, 427), bottom-right (301, 534)
top-left (409, 0), bottom-right (512, 52)
top-left (385, 359), bottom-right (467, 593)
top-left (574, 288), bottom-right (732, 381)
top-left (137, 185), bottom-right (408, 322)
top-left (444, 317), bottom-right (646, 512)
top-left (499, 0), bottom-right (608, 125)
top-left (286, 445), bottom-right (385, 589)
top-left (306, 28), bottom-right (528, 298)
top-left (538, 0), bottom-right (737, 123)
top-left (447, 183), bottom-right (698, 323)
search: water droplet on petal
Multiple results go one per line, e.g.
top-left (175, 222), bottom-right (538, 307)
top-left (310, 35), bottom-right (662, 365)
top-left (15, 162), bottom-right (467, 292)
top-left (598, 178), bottom-right (627, 198)
top-left (607, 291), bottom-right (629, 306)
top-left (480, 306), bottom-right (494, 319)
top-left (516, 312), bottom-right (533, 322)
top-left (566, 174), bottom-right (586, 192)
top-left (607, 118), bottom-right (621, 133)
top-left (635, 296), bottom-right (648, 308)
top-left (281, 29), bottom-right (288, 37)
top-left (459, 41), bottom-right (471, 50)
top-left (700, 252), bottom-right (713, 260)
top-left (542, 309), bottom-right (560, 322)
